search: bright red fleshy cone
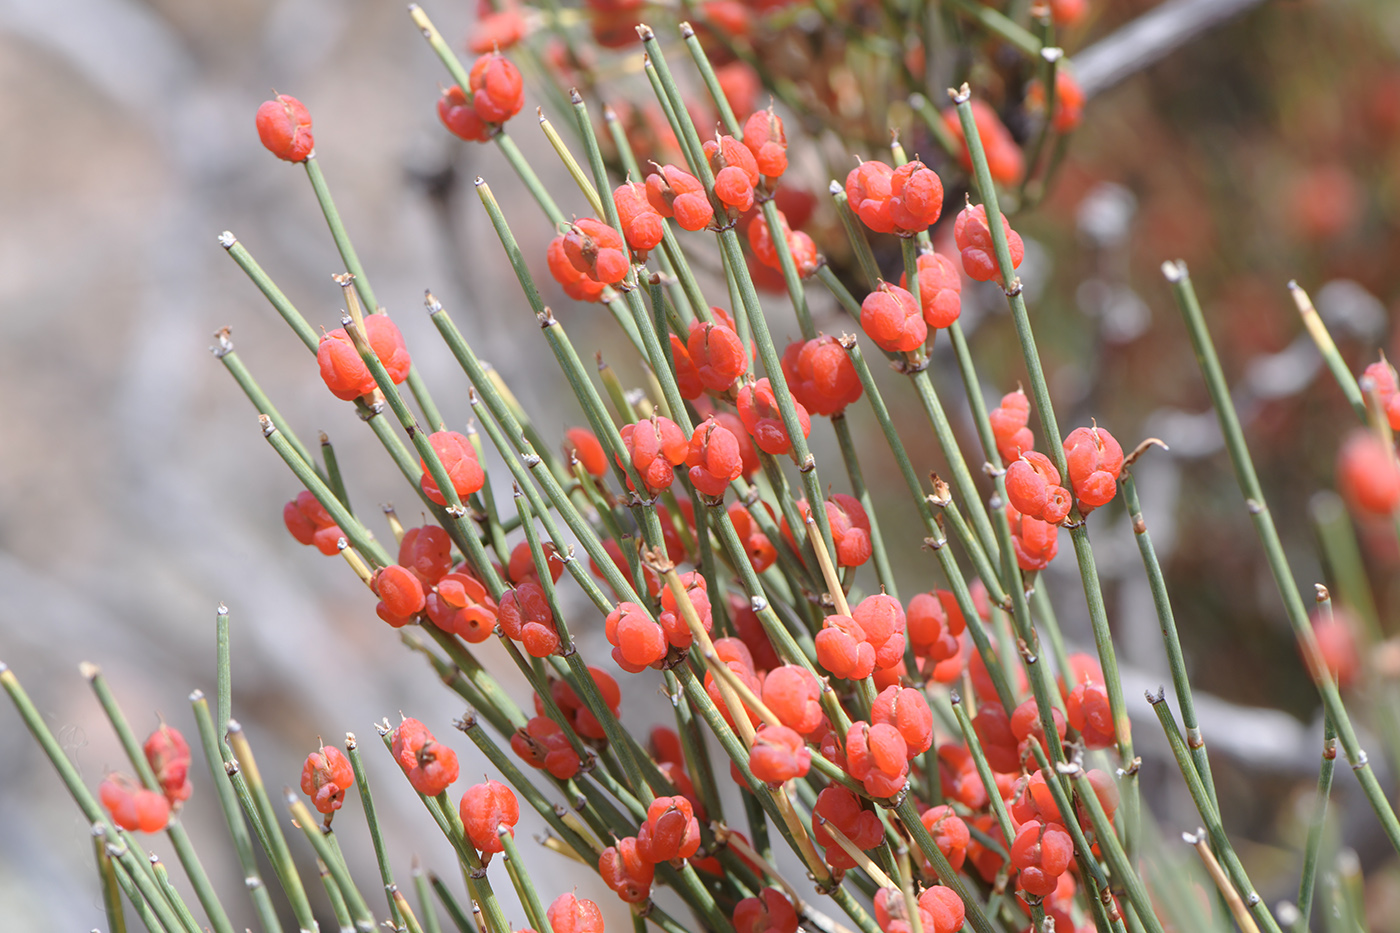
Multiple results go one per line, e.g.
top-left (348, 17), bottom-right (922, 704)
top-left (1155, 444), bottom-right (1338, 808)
top-left (420, 430), bottom-right (486, 506)
top-left (619, 416), bottom-right (689, 494)
top-left (427, 570), bottom-right (498, 642)
top-left (468, 51), bottom-right (524, 124)
top-left (942, 100), bottom-right (1024, 186)
top-left (954, 204), bottom-right (1025, 283)
top-left (899, 250), bottom-right (962, 329)
top-left (511, 716), bottom-right (581, 779)
top-left (1005, 451), bottom-right (1072, 524)
top-left (637, 795), bottom-right (701, 863)
top-left (647, 165), bottom-right (714, 231)
top-left (373, 564), bottom-right (426, 627)
top-left (1337, 429), bottom-right (1400, 515)
top-left (687, 418), bottom-right (744, 497)
top-left (599, 836), bottom-right (654, 903)
top-left (1063, 424), bottom-right (1124, 513)
top-left (144, 724), bottom-right (192, 807)
top-left (100, 774), bottom-right (170, 834)
top-left (733, 889), bottom-right (798, 933)
top-left (861, 282), bottom-right (927, 354)
top-left (737, 378), bottom-right (811, 456)
top-left (614, 181), bottom-right (665, 255)
top-left (989, 389), bottom-right (1035, 464)
top-left (498, 579), bottom-right (560, 657)
top-left (461, 780), bottom-right (520, 855)
top-left (782, 336), bottom-right (862, 416)
top-left (742, 108), bottom-right (788, 181)
top-left (283, 490), bottom-right (343, 556)
top-left (301, 745), bottom-right (355, 815)
top-left (391, 718), bottom-right (460, 796)
top-left (549, 894), bottom-right (604, 933)
top-left (256, 94), bottom-right (314, 162)
top-left (563, 217), bottom-right (630, 285)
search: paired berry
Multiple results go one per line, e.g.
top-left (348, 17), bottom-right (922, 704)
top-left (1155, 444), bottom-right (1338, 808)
top-left (99, 774), bottom-right (170, 833)
top-left (899, 251), bottom-right (962, 329)
top-left (861, 282), bottom-right (927, 354)
top-left (1337, 429), bottom-right (1400, 515)
top-left (426, 571), bottom-right (498, 642)
top-left (399, 524), bottom-right (453, 586)
top-left (599, 836), bottom-right (654, 903)
top-left (782, 336), bottom-right (862, 416)
top-left (749, 724), bottom-right (812, 783)
top-left (373, 564), bottom-right (426, 628)
top-left (1010, 820), bottom-right (1075, 897)
top-left (143, 724), bottom-right (192, 807)
top-left (906, 590), bottom-right (965, 662)
top-left (637, 795), bottom-right (701, 862)
top-left (742, 109), bottom-right (788, 181)
top-left (954, 204), bottom-right (1025, 283)
top-left (705, 134), bottom-right (760, 214)
top-left (420, 430), bottom-right (486, 506)
top-left (688, 317), bottom-right (747, 391)
top-left (846, 720), bottom-right (909, 797)
top-left (737, 378), bottom-right (812, 456)
top-left (733, 889), bottom-right (798, 933)
top-left (460, 780), bottom-right (520, 855)
top-left (317, 315), bottom-right (411, 401)
top-left (563, 427), bottom-right (608, 477)
top-left (989, 389), bottom-right (1035, 464)
top-left (1026, 70), bottom-right (1086, 133)
top-left (942, 100), bottom-right (1024, 186)
top-left (391, 718), bottom-right (460, 797)
top-left (547, 236), bottom-right (606, 302)
top-left (811, 786), bottom-right (883, 870)
top-left (548, 894), bottom-right (604, 933)
top-left (1005, 452), bottom-right (1072, 524)
top-left (606, 601), bottom-right (668, 672)
top-left (918, 805), bottom-right (971, 873)
top-left (562, 218), bottom-right (630, 285)
top-left (614, 181), bottom-right (665, 254)
top-left (870, 685), bottom-right (933, 756)
top-left (687, 418), bottom-right (744, 497)
top-left (1007, 503), bottom-right (1059, 571)
top-left (647, 165), bottom-right (714, 231)
top-left (620, 416), bottom-right (689, 494)
top-left (498, 580), bottom-right (560, 657)
top-left (511, 716), bottom-right (581, 779)
top-left (284, 490), bottom-right (343, 556)
top-left (1063, 424), bottom-right (1123, 513)
top-left (748, 209), bottom-right (820, 278)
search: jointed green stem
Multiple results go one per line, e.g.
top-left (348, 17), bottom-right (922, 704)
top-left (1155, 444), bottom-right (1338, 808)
top-left (346, 733), bottom-right (404, 927)
top-left (289, 795), bottom-right (378, 931)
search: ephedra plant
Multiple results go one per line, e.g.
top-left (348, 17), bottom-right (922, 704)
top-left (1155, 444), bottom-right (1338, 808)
top-left (5, 2), bottom-right (1399, 933)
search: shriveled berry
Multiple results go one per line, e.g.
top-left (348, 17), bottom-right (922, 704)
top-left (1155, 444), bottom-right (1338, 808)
top-left (256, 94), bottom-right (314, 162)
top-left (705, 135), bottom-right (760, 213)
top-left (620, 416), bottom-right (689, 494)
top-left (846, 721), bottom-right (909, 797)
top-left (763, 665), bottom-right (823, 734)
top-left (918, 886), bottom-right (965, 933)
top-left (816, 614), bottom-right (876, 680)
top-left (729, 502), bottom-right (777, 572)
top-left (317, 329), bottom-right (373, 401)
top-left (845, 160), bottom-right (896, 234)
top-left (507, 540), bottom-right (565, 586)
top-left (301, 745), bottom-right (354, 815)
top-left (637, 795), bottom-right (701, 862)
top-left (1008, 503), bottom-right (1059, 571)
top-left (599, 836), bottom-right (654, 903)
top-left (688, 319), bottom-right (747, 391)
top-left (548, 235), bottom-right (606, 302)
top-left (1010, 820), bottom-right (1075, 897)
top-left (548, 894), bottom-right (604, 933)
top-left (737, 378), bottom-right (811, 456)
top-left (1066, 679), bottom-right (1116, 749)
top-left (887, 160), bottom-right (944, 233)
top-left (742, 109), bottom-right (788, 180)
top-left (460, 780), bottom-right (520, 854)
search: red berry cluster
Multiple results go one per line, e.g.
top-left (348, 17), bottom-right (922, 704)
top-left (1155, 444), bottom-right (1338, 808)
top-left (284, 490), bottom-right (343, 555)
top-left (437, 52), bottom-right (525, 142)
top-left (317, 315), bottom-right (411, 402)
top-left (782, 335), bottom-right (863, 416)
top-left (954, 204), bottom-right (1024, 283)
top-left (845, 159), bottom-right (945, 236)
top-left (898, 250), bottom-right (963, 330)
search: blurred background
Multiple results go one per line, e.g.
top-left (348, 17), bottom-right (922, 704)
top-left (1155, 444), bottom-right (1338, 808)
top-left (5, 0), bottom-right (1400, 928)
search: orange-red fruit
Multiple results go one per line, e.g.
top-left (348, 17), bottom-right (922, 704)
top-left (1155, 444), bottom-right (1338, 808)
top-left (1005, 451), bottom-right (1072, 524)
top-left (1337, 429), bottom-right (1400, 515)
top-left (315, 315), bottom-right (412, 401)
top-left (870, 685), bottom-right (933, 756)
top-left (647, 165), bottom-right (714, 231)
top-left (511, 716), bottom-right (581, 779)
top-left (547, 235), bottom-right (607, 302)
top-left (100, 774), bottom-right (170, 833)
top-left (887, 160), bottom-right (944, 233)
top-left (845, 160), bottom-right (897, 234)
top-left (614, 181), bottom-right (665, 253)
top-left (845, 721), bottom-right (909, 797)
top-left (283, 490), bottom-right (343, 556)
top-left (737, 378), bottom-right (811, 455)
top-left (400, 524), bottom-right (453, 586)
top-left (861, 282), bottom-right (927, 354)
top-left (918, 886), bottom-right (966, 933)
top-left (606, 601), bottom-right (668, 672)
top-left (469, 52), bottom-right (524, 124)
top-left (918, 805), bottom-right (971, 873)
top-left (563, 218), bottom-right (630, 285)
top-left (374, 564), bottom-right (426, 627)
top-left (811, 786), bottom-right (883, 870)
top-left (1010, 820), bottom-right (1075, 897)
top-left (852, 593), bottom-right (907, 672)
top-left (686, 418), bottom-right (744, 497)
top-left (763, 665), bottom-right (823, 734)
top-left (749, 724), bottom-right (812, 783)
top-left (1066, 679), bottom-right (1116, 749)
top-left (256, 94), bottom-right (314, 162)
top-left (460, 780), bottom-right (520, 854)
top-left (742, 109), bottom-right (788, 179)
top-left (825, 494), bottom-right (874, 567)
top-left (989, 389), bottom-right (1034, 464)
top-left (733, 889), bottom-right (798, 933)
top-left (548, 894), bottom-right (605, 933)
top-left (507, 540), bottom-right (565, 585)
top-left (439, 85), bottom-right (490, 142)
top-left (688, 320), bottom-right (747, 391)
top-left (907, 590), bottom-right (965, 662)
top-left (658, 571), bottom-right (713, 650)
top-left (599, 836), bottom-right (654, 903)
top-left (954, 204), bottom-right (1025, 283)
top-left (705, 135), bottom-right (760, 213)
top-left (498, 580), bottom-right (560, 657)
top-left (1026, 70), bottom-right (1086, 133)
top-left (1310, 606), bottom-right (1361, 688)
top-left (468, 8), bottom-right (527, 53)
top-left (301, 745), bottom-right (355, 814)
top-left (563, 427), bottom-right (608, 477)
top-left (1008, 503), bottom-right (1059, 571)
top-left (1363, 360), bottom-right (1400, 431)
top-left (620, 416), bottom-right (689, 494)
top-left (144, 724), bottom-right (192, 806)
top-left (899, 251), bottom-right (962, 329)
top-left (1063, 425), bottom-right (1123, 512)
top-left (391, 718), bottom-right (460, 796)
top-left (782, 336), bottom-right (862, 416)
top-left (637, 795), bottom-right (701, 862)
top-left (816, 614), bottom-right (877, 680)
top-left (427, 571), bottom-right (497, 642)
top-left (420, 431), bottom-right (486, 506)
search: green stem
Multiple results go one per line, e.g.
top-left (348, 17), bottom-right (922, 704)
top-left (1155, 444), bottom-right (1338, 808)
top-left (320, 433), bottom-right (352, 513)
top-left (499, 830), bottom-right (554, 933)
top-left (213, 336), bottom-right (319, 477)
top-left (428, 871), bottom-right (478, 933)
top-left (1298, 713), bottom-right (1337, 929)
top-left (218, 233), bottom-right (320, 352)
top-left (942, 0), bottom-right (1040, 56)
top-left (1165, 260), bottom-right (1400, 855)
top-left (1065, 765), bottom-right (1167, 933)
top-left (289, 796), bottom-right (377, 931)
top-left (893, 797), bottom-right (997, 933)
top-left (95, 829), bottom-right (130, 933)
top-left (413, 863), bottom-right (446, 933)
top-left (346, 733), bottom-right (403, 927)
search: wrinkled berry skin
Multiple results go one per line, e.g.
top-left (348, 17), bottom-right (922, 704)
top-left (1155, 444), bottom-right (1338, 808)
top-left (256, 94), bottom-right (314, 162)
top-left (391, 718), bottom-right (460, 797)
top-left (301, 746), bottom-right (355, 815)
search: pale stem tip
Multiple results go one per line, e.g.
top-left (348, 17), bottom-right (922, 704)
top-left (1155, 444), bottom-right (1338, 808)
top-left (948, 83), bottom-right (971, 104)
top-left (827, 179), bottom-right (843, 195)
top-left (217, 231), bottom-right (237, 249)
top-left (1315, 583), bottom-right (1330, 601)
top-left (474, 176), bottom-right (486, 187)
top-left (679, 20), bottom-right (694, 37)
top-left (1160, 260), bottom-right (1187, 282)
top-left (217, 603), bottom-right (229, 615)
top-left (635, 23), bottom-right (654, 39)
top-left (190, 689), bottom-right (205, 702)
top-left (259, 414), bottom-right (275, 436)
top-left (79, 661), bottom-right (100, 681)
top-left (1041, 46), bottom-right (1064, 63)
top-left (345, 732), bottom-right (357, 748)
top-left (228, 719), bottom-right (244, 734)
top-left (569, 87), bottom-right (583, 104)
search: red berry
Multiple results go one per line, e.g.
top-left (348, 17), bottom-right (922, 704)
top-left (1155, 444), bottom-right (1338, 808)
top-left (419, 430), bottom-right (486, 506)
top-left (846, 721), bottom-right (909, 797)
top-left (737, 378), bottom-right (811, 456)
top-left (547, 235), bottom-right (607, 302)
top-left (705, 135), bottom-right (760, 213)
top-left (954, 204), bottom-right (1024, 283)
top-left (870, 685), bottom-right (933, 757)
top-left (918, 805), bottom-right (970, 873)
top-left (749, 724), bottom-right (812, 783)
top-left (427, 571), bottom-right (498, 642)
top-left (1005, 451), bottom-right (1072, 524)
top-left (317, 329), bottom-right (373, 401)
top-left (686, 418), bottom-right (744, 497)
top-left (733, 889), bottom-right (798, 933)
top-left (511, 716), bottom-right (581, 780)
top-left (811, 786), bottom-right (883, 870)
top-left (846, 160), bottom-right (897, 234)
top-left (548, 894), bottom-right (604, 933)
top-left (742, 109), bottom-right (788, 180)
top-left (1362, 360), bottom-right (1400, 432)
top-left (888, 160), bottom-right (944, 233)
top-left (688, 320), bottom-right (748, 391)
top-left (861, 282), bottom-right (927, 354)
top-left (620, 416), bottom-right (689, 494)
top-left (816, 614), bottom-right (877, 680)
top-left (606, 601), bottom-right (669, 672)
top-left (647, 165), bottom-right (714, 231)
top-left (1063, 425), bottom-right (1123, 512)
top-left (468, 8), bottom-right (527, 53)
top-left (1065, 679), bottom-right (1116, 749)
top-left (942, 100), bottom-right (1024, 186)
top-left (762, 665), bottom-right (823, 734)
top-left (563, 218), bottom-right (630, 285)
top-left (391, 718), bottom-right (460, 797)
top-left (301, 745), bottom-right (354, 815)
top-left (1010, 820), bottom-right (1075, 897)
top-left (143, 724), bottom-right (192, 807)
top-left (614, 181), bottom-right (665, 254)
top-left (373, 564), bottom-right (427, 627)
top-left (283, 491), bottom-right (343, 556)
top-left (637, 795), bottom-right (701, 862)
top-left (563, 427), bottom-right (608, 477)
top-left (99, 774), bottom-right (170, 834)
top-left (825, 494), bottom-right (874, 568)
top-left (498, 580), bottom-right (560, 657)
top-left (1337, 429), bottom-right (1400, 515)
top-left (439, 85), bottom-right (491, 142)
top-left (728, 502), bottom-right (777, 573)
top-left (1049, 0), bottom-right (1087, 26)
top-left (362, 315), bottom-right (413, 385)
top-left (989, 389), bottom-right (1035, 464)
top-left (1311, 606), bottom-right (1361, 688)
top-left (658, 571), bottom-right (712, 650)
top-left (918, 886), bottom-right (965, 933)
top-left (1010, 698), bottom-right (1067, 763)
top-left (468, 52), bottom-right (524, 124)
top-left (599, 836), bottom-right (654, 903)
top-left (937, 743), bottom-right (988, 809)
top-left (399, 524), bottom-right (453, 586)
top-left (1007, 503), bottom-right (1059, 571)
top-left (460, 780), bottom-right (520, 855)
top-left (906, 590), bottom-right (964, 662)
top-left (256, 94), bottom-right (314, 162)
top-left (899, 251), bottom-right (962, 329)
top-left (1026, 70), bottom-right (1086, 133)
top-left (782, 336), bottom-right (862, 416)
